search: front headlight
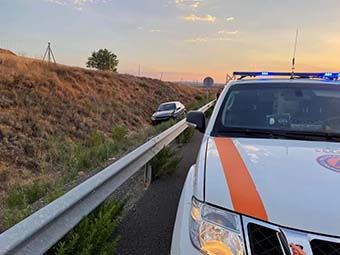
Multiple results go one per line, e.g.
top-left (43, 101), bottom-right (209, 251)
top-left (190, 197), bottom-right (245, 255)
top-left (151, 116), bottom-right (156, 120)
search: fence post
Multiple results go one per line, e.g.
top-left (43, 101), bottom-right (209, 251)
top-left (206, 88), bottom-right (210, 103)
top-left (144, 163), bottom-right (152, 188)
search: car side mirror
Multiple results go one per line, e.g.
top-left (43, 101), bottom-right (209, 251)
top-left (186, 111), bottom-right (206, 133)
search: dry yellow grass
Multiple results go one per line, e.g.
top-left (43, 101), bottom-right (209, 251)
top-left (0, 50), bottom-right (207, 194)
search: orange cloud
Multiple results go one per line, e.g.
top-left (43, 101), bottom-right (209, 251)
top-left (183, 14), bottom-right (216, 23)
top-left (184, 37), bottom-right (209, 43)
top-left (217, 30), bottom-right (238, 35)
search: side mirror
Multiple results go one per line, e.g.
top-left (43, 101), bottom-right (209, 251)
top-left (187, 111), bottom-right (206, 133)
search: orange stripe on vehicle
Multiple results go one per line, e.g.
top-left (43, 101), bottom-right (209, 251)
top-left (215, 137), bottom-right (268, 221)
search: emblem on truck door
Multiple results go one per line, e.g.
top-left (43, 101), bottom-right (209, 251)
top-left (317, 155), bottom-right (340, 173)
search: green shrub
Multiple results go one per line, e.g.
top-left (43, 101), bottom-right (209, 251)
top-left (195, 95), bottom-right (203, 101)
top-left (112, 125), bottom-right (128, 142)
top-left (46, 136), bottom-right (73, 167)
top-left (45, 132), bottom-right (123, 183)
top-left (177, 128), bottom-right (195, 144)
top-left (150, 146), bottom-right (180, 177)
top-left (4, 204), bottom-right (32, 229)
top-left (45, 180), bottom-right (65, 204)
top-left (6, 181), bottom-right (50, 208)
top-left (187, 97), bottom-right (206, 111)
top-left (146, 119), bottom-right (176, 139)
top-left (26, 181), bottom-right (50, 204)
top-left (75, 143), bottom-right (113, 173)
top-left (51, 199), bottom-right (125, 255)
top-left (106, 140), bottom-right (120, 155)
top-left (87, 130), bottom-right (104, 147)
top-left (4, 180), bottom-right (51, 228)
top-left (5, 187), bottom-right (27, 209)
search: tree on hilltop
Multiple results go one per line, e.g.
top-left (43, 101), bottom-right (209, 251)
top-left (86, 49), bottom-right (119, 72)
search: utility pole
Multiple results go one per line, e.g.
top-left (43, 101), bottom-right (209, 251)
top-left (160, 72), bottom-right (164, 81)
top-left (43, 42), bottom-right (56, 63)
top-left (138, 64), bottom-right (141, 76)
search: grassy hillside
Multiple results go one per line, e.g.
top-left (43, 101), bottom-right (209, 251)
top-left (0, 50), bottom-right (207, 199)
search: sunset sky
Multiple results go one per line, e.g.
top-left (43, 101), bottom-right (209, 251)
top-left (1, 0), bottom-right (340, 82)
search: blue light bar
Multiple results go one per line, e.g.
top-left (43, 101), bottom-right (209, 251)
top-left (322, 72), bottom-right (340, 79)
top-left (233, 71), bottom-right (340, 80)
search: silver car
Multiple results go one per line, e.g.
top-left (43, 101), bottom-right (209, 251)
top-left (151, 101), bottom-right (186, 125)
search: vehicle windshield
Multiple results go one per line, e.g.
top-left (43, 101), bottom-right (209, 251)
top-left (158, 103), bottom-right (176, 112)
top-left (213, 82), bottom-right (340, 141)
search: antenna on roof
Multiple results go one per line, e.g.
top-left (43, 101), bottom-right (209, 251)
top-left (291, 29), bottom-right (299, 79)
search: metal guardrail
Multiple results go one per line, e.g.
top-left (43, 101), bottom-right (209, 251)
top-left (0, 100), bottom-right (216, 255)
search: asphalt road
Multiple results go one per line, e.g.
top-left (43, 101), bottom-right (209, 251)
top-left (116, 131), bottom-right (203, 255)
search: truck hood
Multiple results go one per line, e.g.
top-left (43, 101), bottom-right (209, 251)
top-left (205, 137), bottom-right (340, 237)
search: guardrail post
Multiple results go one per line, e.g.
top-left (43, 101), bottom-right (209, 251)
top-left (144, 163), bottom-right (152, 188)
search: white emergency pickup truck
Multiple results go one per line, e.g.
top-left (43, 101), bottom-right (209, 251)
top-left (171, 71), bottom-right (340, 255)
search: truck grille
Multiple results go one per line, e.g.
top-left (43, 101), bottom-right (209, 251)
top-left (311, 239), bottom-right (340, 255)
top-left (245, 219), bottom-right (340, 255)
top-left (247, 223), bottom-right (283, 255)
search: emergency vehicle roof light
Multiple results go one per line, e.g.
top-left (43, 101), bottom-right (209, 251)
top-left (233, 72), bottom-right (340, 80)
